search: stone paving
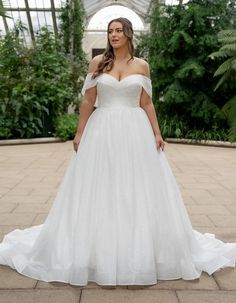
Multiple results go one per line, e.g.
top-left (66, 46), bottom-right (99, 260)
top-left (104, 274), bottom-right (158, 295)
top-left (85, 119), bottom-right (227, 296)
top-left (0, 141), bottom-right (235, 303)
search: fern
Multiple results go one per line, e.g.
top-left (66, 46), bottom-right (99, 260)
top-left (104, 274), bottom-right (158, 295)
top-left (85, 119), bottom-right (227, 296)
top-left (214, 71), bottom-right (230, 91)
top-left (221, 43), bottom-right (236, 53)
top-left (232, 59), bottom-right (236, 69)
top-left (210, 29), bottom-right (236, 91)
top-left (218, 30), bottom-right (236, 43)
top-left (213, 58), bottom-right (234, 77)
top-left (209, 50), bottom-right (232, 59)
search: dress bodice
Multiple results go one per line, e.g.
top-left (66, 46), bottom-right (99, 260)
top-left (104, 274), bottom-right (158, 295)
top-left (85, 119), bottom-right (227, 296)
top-left (81, 73), bottom-right (152, 108)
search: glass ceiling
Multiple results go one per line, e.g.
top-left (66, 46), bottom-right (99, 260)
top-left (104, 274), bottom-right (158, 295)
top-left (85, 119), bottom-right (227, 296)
top-left (0, 0), bottom-right (187, 45)
top-left (87, 5), bottom-right (145, 31)
top-left (0, 0), bottom-right (63, 45)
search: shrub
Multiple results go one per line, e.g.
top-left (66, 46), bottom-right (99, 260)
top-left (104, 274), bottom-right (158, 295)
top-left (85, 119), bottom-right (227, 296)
top-left (54, 113), bottom-right (78, 141)
top-left (0, 24), bottom-right (76, 139)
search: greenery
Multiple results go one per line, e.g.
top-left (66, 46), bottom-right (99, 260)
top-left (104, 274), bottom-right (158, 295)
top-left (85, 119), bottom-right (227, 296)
top-left (0, 0), bottom-right (88, 139)
top-left (59, 0), bottom-right (88, 108)
top-left (0, 0), bottom-right (11, 18)
top-left (0, 24), bottom-right (75, 138)
top-left (137, 0), bottom-right (236, 141)
top-left (158, 115), bottom-right (228, 141)
top-left (209, 29), bottom-right (236, 141)
top-left (54, 113), bottom-right (79, 141)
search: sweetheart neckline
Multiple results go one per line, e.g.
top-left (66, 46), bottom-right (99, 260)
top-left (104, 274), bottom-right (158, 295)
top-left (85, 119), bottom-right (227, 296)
top-left (87, 72), bottom-right (151, 83)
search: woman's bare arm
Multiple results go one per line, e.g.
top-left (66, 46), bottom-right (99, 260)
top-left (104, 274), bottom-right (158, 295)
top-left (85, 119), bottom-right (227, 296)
top-left (73, 55), bottom-right (102, 152)
top-left (139, 60), bottom-right (165, 150)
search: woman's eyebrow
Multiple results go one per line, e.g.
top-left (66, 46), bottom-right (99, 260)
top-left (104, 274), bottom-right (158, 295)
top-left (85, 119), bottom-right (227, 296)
top-left (109, 27), bottom-right (123, 31)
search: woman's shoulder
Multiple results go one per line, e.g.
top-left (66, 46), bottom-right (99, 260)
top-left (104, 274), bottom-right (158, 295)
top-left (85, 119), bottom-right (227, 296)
top-left (133, 56), bottom-right (150, 77)
top-left (88, 54), bottom-right (103, 73)
top-left (134, 56), bottom-right (149, 66)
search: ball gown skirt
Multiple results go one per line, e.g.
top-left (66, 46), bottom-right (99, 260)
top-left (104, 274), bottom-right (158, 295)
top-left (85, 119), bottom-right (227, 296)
top-left (0, 73), bottom-right (235, 286)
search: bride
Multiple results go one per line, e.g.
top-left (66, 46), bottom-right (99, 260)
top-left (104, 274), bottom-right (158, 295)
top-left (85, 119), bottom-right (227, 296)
top-left (0, 17), bottom-right (235, 286)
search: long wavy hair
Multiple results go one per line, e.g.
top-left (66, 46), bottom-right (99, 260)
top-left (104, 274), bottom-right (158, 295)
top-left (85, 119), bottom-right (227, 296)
top-left (92, 17), bottom-right (135, 79)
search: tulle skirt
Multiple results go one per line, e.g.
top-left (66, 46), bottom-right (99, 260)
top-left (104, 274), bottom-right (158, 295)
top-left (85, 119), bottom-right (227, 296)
top-left (0, 106), bottom-right (236, 286)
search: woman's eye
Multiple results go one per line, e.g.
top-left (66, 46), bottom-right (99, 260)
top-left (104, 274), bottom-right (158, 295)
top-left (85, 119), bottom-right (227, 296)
top-left (108, 29), bottom-right (123, 34)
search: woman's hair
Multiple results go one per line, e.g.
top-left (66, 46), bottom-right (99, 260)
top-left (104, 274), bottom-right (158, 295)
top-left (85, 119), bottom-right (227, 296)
top-left (92, 17), bottom-right (134, 79)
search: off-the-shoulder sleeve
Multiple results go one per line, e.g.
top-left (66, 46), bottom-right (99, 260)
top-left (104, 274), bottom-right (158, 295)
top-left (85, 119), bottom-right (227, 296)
top-left (80, 73), bottom-right (98, 107)
top-left (142, 76), bottom-right (152, 98)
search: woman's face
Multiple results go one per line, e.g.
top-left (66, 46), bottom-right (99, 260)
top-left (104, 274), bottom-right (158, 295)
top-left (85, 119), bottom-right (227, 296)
top-left (108, 21), bottom-right (128, 49)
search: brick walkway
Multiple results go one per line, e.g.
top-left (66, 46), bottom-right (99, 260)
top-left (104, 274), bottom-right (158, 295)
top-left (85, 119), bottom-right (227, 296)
top-left (0, 142), bottom-right (235, 303)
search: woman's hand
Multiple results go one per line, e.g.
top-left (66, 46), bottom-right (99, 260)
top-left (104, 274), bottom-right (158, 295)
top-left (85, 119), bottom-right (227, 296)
top-left (155, 133), bottom-right (165, 151)
top-left (73, 133), bottom-right (82, 152)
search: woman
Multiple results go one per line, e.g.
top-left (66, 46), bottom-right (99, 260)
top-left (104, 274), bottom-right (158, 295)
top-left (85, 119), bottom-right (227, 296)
top-left (0, 17), bottom-right (235, 286)
top-left (73, 18), bottom-right (165, 154)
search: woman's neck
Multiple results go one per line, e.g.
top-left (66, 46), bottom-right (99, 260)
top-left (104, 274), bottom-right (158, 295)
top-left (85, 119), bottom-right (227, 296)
top-left (113, 46), bottom-right (131, 61)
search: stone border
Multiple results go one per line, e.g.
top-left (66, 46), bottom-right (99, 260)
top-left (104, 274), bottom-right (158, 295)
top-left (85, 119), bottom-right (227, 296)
top-left (165, 138), bottom-right (236, 148)
top-left (0, 137), bottom-right (63, 146)
top-left (0, 137), bottom-right (235, 148)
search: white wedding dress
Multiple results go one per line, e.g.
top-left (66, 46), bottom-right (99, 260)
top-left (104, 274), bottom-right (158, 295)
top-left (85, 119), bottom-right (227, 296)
top-left (0, 73), bottom-right (236, 286)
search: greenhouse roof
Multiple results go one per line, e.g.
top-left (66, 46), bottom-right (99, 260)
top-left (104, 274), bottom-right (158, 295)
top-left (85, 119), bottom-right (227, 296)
top-left (82, 0), bottom-right (152, 18)
top-left (0, 1), bottom-right (153, 41)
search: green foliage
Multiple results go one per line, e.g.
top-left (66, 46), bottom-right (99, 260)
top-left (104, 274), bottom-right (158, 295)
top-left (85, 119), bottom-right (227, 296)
top-left (158, 115), bottom-right (188, 138)
top-left (137, 0), bottom-right (236, 141)
top-left (59, 0), bottom-right (85, 57)
top-left (59, 0), bottom-right (88, 107)
top-left (185, 129), bottom-right (228, 141)
top-left (209, 29), bottom-right (236, 90)
top-left (158, 114), bottom-right (228, 141)
top-left (0, 0), bottom-right (11, 18)
top-left (221, 96), bottom-right (236, 141)
top-left (59, 0), bottom-right (71, 54)
top-left (54, 113), bottom-right (78, 141)
top-left (209, 29), bottom-right (236, 140)
top-left (0, 24), bottom-right (75, 139)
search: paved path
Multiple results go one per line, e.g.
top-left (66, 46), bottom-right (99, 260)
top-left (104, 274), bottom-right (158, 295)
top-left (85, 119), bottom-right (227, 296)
top-left (0, 142), bottom-right (235, 303)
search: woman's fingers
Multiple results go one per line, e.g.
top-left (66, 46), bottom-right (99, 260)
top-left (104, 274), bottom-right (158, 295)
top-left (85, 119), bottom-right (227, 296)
top-left (73, 137), bottom-right (81, 152)
top-left (160, 140), bottom-right (165, 151)
top-left (73, 142), bottom-right (78, 152)
top-left (156, 138), bottom-right (165, 151)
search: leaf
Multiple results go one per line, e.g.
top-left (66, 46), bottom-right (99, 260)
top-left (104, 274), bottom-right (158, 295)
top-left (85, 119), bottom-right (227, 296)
top-left (218, 30), bottom-right (236, 44)
top-left (214, 71), bottom-right (230, 91)
top-left (220, 44), bottom-right (236, 53)
top-left (213, 58), bottom-right (234, 77)
top-left (209, 50), bottom-right (234, 59)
